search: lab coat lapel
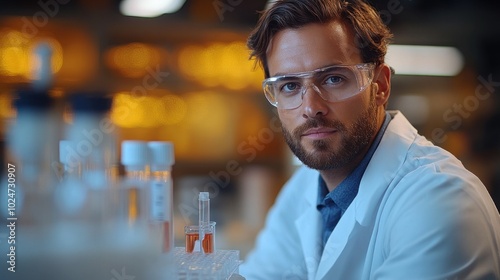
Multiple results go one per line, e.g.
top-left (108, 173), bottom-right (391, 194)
top-left (315, 111), bottom-right (416, 279)
top-left (355, 111), bottom-right (417, 226)
top-left (315, 202), bottom-right (357, 279)
top-left (294, 179), bottom-right (322, 280)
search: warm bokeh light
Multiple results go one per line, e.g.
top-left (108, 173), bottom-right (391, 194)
top-left (169, 90), bottom-right (235, 160)
top-left (0, 29), bottom-right (63, 79)
top-left (159, 94), bottom-right (188, 125)
top-left (183, 91), bottom-right (231, 136)
top-left (111, 91), bottom-right (187, 128)
top-left (177, 41), bottom-right (263, 90)
top-left (105, 42), bottom-right (166, 78)
top-left (178, 44), bottom-right (218, 87)
top-left (0, 93), bottom-right (16, 119)
top-left (114, 90), bottom-right (237, 160)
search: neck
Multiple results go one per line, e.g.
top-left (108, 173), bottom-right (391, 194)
top-left (319, 152), bottom-right (365, 192)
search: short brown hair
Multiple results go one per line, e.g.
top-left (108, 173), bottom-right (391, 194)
top-left (247, 0), bottom-right (393, 78)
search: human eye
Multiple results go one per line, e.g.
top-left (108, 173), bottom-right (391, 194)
top-left (324, 75), bottom-right (344, 85)
top-left (320, 67), bottom-right (353, 87)
top-left (277, 81), bottom-right (301, 95)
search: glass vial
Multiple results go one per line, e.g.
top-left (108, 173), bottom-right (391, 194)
top-left (121, 140), bottom-right (149, 225)
top-left (147, 141), bottom-right (175, 253)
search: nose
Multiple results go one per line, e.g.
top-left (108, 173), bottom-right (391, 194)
top-left (301, 84), bottom-right (329, 118)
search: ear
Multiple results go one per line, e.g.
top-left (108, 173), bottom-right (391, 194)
top-left (373, 63), bottom-right (391, 106)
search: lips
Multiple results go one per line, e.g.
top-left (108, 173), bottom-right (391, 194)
top-left (302, 127), bottom-right (338, 139)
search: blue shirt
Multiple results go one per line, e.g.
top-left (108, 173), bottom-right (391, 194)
top-left (317, 112), bottom-right (392, 246)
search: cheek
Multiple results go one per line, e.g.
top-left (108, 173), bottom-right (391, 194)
top-left (354, 89), bottom-right (372, 107)
top-left (277, 109), bottom-right (296, 128)
top-left (332, 94), bottom-right (368, 123)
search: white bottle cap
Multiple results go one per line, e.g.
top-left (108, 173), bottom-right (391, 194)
top-left (148, 141), bottom-right (174, 171)
top-left (121, 140), bottom-right (149, 170)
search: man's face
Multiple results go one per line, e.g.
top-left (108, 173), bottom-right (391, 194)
top-left (266, 21), bottom-right (380, 170)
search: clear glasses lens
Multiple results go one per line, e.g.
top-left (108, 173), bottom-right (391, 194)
top-left (263, 63), bottom-right (375, 109)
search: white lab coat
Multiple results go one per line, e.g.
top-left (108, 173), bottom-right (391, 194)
top-left (240, 111), bottom-right (500, 280)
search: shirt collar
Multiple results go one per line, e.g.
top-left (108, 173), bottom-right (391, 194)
top-left (317, 112), bottom-right (392, 212)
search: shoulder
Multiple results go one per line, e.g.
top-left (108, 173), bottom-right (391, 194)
top-left (378, 112), bottom-right (497, 232)
top-left (387, 130), bottom-right (488, 214)
top-left (381, 131), bottom-right (499, 237)
top-left (386, 110), bottom-right (480, 188)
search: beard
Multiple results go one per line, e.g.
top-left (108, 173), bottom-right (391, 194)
top-left (282, 92), bottom-right (378, 171)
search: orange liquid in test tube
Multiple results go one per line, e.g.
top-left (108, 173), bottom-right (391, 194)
top-left (185, 232), bottom-right (214, 253)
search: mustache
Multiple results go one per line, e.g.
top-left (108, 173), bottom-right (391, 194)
top-left (292, 118), bottom-right (346, 137)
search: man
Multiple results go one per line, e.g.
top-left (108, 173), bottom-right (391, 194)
top-left (239, 0), bottom-right (500, 279)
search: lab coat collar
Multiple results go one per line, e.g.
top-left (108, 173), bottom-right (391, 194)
top-left (315, 111), bottom-right (418, 279)
top-left (295, 204), bottom-right (322, 280)
top-left (355, 111), bottom-right (417, 226)
top-left (292, 166), bottom-right (323, 279)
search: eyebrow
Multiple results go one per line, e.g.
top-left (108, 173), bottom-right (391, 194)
top-left (271, 62), bottom-right (346, 77)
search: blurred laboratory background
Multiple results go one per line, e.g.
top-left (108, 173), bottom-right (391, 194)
top-left (0, 0), bottom-right (499, 259)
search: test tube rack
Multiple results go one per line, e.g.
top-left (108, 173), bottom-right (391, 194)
top-left (173, 247), bottom-right (241, 280)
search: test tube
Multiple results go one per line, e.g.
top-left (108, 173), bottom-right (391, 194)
top-left (199, 192), bottom-right (210, 254)
top-left (184, 222), bottom-right (216, 253)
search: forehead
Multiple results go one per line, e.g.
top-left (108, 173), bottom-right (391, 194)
top-left (266, 20), bottom-right (362, 77)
